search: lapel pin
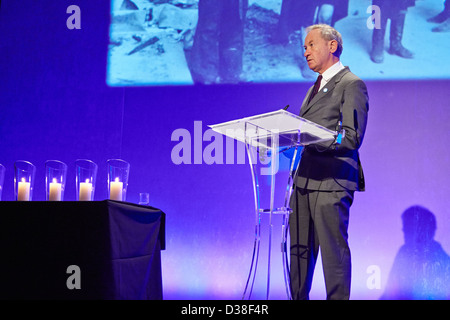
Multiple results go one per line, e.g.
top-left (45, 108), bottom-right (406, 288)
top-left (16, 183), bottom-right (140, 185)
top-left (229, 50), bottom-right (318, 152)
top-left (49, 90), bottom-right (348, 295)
top-left (323, 88), bottom-right (328, 93)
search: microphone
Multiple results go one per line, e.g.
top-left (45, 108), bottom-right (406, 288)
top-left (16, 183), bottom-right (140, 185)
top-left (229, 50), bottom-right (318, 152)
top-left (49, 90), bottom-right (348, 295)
top-left (283, 104), bottom-right (290, 111)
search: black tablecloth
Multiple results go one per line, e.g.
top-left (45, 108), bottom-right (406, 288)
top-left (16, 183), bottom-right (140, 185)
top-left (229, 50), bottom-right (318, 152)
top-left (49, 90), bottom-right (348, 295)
top-left (0, 200), bottom-right (165, 300)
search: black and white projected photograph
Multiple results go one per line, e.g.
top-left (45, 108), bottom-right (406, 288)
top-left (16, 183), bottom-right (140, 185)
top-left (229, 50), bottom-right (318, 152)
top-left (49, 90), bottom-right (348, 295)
top-left (107, 0), bottom-right (450, 86)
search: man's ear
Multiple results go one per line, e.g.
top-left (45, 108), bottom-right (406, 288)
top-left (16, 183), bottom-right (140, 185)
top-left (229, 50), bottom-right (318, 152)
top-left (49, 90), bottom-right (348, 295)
top-left (329, 40), bottom-right (338, 54)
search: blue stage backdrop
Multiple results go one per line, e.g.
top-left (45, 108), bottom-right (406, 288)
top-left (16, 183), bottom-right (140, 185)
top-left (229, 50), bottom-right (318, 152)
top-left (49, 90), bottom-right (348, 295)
top-left (0, 0), bottom-right (449, 299)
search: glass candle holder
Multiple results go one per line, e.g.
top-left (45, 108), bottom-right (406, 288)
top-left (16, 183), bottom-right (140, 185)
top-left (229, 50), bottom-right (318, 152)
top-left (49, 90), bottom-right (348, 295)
top-left (14, 160), bottom-right (36, 201)
top-left (139, 192), bottom-right (149, 205)
top-left (45, 160), bottom-right (68, 201)
top-left (0, 163), bottom-right (5, 201)
top-left (107, 159), bottom-right (130, 202)
top-left (75, 159), bottom-right (98, 201)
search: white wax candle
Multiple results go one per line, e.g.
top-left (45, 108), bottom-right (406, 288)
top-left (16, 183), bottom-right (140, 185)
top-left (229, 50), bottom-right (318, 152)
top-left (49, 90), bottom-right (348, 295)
top-left (79, 179), bottom-right (93, 201)
top-left (109, 177), bottom-right (123, 201)
top-left (17, 178), bottom-right (31, 201)
top-left (49, 178), bottom-right (62, 201)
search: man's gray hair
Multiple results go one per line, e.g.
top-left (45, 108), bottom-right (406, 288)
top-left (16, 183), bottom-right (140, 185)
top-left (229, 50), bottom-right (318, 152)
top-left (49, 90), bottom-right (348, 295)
top-left (306, 24), bottom-right (343, 58)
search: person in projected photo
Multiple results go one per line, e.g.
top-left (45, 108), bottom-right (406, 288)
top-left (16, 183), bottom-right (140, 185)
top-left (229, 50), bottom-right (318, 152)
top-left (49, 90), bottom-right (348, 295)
top-left (289, 24), bottom-right (368, 300)
top-left (428, 0), bottom-right (450, 32)
top-left (188, 0), bottom-right (247, 84)
top-left (370, 0), bottom-right (416, 63)
top-left (275, 0), bottom-right (349, 79)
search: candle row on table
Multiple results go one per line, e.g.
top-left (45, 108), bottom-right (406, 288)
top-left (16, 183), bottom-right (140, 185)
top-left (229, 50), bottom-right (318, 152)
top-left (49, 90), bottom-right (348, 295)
top-left (0, 159), bottom-right (130, 202)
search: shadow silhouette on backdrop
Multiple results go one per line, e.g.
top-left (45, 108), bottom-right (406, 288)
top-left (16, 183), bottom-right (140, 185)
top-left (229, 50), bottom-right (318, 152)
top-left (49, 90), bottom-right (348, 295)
top-left (381, 205), bottom-right (450, 300)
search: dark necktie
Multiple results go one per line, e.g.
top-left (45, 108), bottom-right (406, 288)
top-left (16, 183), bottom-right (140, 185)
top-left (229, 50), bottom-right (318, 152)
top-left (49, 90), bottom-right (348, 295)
top-left (308, 74), bottom-right (322, 104)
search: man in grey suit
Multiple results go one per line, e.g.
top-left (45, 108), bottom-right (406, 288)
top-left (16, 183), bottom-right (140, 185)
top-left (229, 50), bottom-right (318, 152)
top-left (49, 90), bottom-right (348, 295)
top-left (289, 24), bottom-right (369, 300)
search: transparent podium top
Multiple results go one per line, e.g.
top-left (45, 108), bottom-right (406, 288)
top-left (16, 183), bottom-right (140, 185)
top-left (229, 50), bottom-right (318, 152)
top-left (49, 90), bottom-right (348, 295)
top-left (209, 109), bottom-right (336, 148)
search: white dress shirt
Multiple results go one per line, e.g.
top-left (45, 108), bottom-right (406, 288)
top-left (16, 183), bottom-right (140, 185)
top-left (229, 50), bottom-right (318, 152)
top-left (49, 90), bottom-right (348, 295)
top-left (319, 61), bottom-right (345, 91)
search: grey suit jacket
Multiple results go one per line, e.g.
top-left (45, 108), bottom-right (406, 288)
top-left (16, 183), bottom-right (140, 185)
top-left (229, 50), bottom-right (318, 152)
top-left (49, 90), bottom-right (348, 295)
top-left (295, 67), bottom-right (369, 191)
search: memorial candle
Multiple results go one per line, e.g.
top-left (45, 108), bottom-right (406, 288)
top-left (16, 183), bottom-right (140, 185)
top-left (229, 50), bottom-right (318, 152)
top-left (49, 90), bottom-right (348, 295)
top-left (49, 178), bottom-right (62, 201)
top-left (79, 179), bottom-right (93, 201)
top-left (109, 177), bottom-right (123, 201)
top-left (17, 178), bottom-right (31, 201)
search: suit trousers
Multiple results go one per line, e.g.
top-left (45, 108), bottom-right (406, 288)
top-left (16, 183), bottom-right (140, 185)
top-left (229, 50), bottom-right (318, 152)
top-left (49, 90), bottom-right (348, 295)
top-left (289, 187), bottom-right (354, 300)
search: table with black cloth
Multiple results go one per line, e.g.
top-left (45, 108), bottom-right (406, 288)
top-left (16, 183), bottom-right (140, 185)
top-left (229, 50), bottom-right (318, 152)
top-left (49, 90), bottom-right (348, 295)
top-left (0, 200), bottom-right (165, 300)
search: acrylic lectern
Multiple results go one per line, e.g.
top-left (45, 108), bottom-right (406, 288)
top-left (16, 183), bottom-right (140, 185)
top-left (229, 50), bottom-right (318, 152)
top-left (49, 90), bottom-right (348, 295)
top-left (209, 109), bottom-right (337, 300)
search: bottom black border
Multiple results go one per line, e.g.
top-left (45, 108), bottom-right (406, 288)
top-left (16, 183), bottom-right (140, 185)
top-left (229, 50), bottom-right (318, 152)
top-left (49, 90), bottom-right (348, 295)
top-left (3, 299), bottom-right (447, 318)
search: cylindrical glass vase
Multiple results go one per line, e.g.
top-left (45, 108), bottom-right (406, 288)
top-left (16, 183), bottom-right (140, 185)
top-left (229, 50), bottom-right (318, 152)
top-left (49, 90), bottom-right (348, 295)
top-left (14, 160), bottom-right (36, 201)
top-left (107, 159), bottom-right (130, 202)
top-left (75, 159), bottom-right (98, 201)
top-left (0, 163), bottom-right (5, 201)
top-left (45, 160), bottom-right (68, 201)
